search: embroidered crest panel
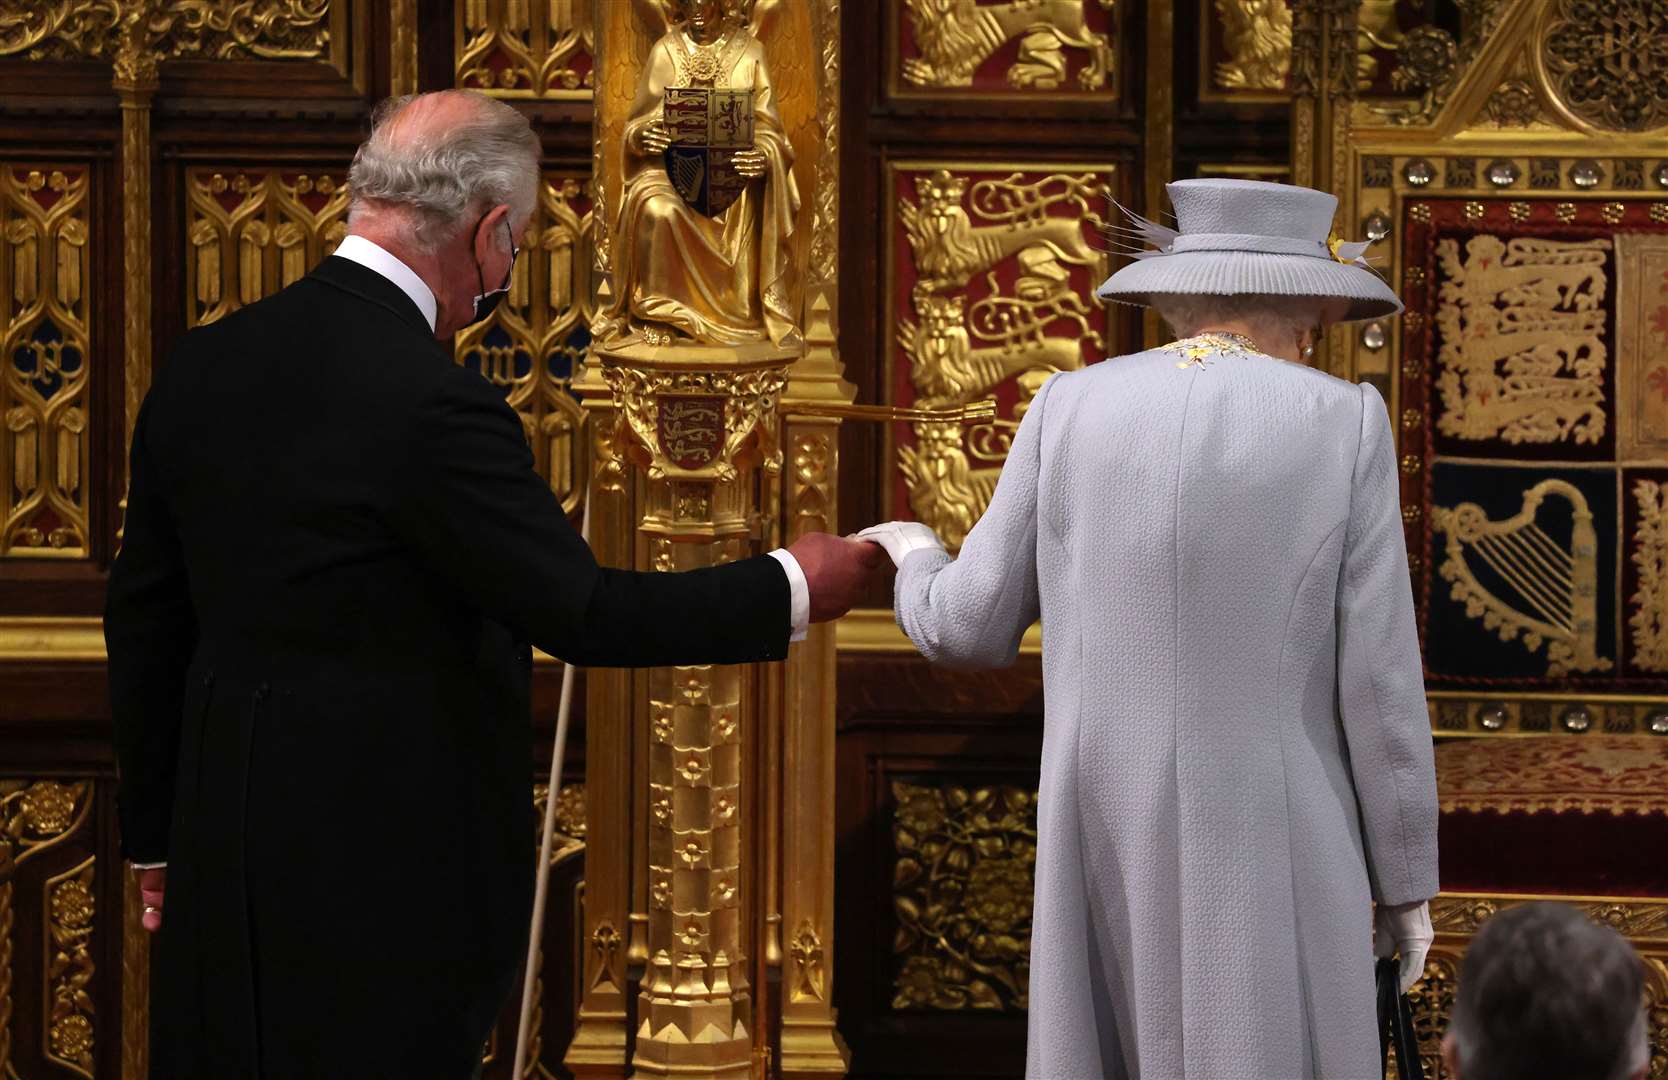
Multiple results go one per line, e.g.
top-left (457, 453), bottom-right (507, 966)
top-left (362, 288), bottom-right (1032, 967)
top-left (1401, 197), bottom-right (1668, 691)
top-left (886, 161), bottom-right (1114, 552)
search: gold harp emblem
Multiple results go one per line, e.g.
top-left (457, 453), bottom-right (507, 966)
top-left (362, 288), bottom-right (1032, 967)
top-left (1431, 480), bottom-right (1612, 677)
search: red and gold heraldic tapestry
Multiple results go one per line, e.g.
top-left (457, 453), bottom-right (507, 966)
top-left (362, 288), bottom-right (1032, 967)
top-left (1399, 197), bottom-right (1668, 696)
top-left (885, 163), bottom-right (1113, 553)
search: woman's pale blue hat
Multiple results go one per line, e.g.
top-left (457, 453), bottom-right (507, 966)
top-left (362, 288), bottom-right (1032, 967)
top-left (1096, 178), bottom-right (1403, 322)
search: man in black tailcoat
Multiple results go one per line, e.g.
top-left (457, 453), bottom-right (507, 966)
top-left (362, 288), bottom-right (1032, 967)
top-left (105, 90), bottom-right (882, 1079)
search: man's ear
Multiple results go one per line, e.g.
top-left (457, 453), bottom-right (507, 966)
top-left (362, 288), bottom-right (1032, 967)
top-left (474, 203), bottom-right (511, 260)
top-left (1440, 1032), bottom-right (1460, 1080)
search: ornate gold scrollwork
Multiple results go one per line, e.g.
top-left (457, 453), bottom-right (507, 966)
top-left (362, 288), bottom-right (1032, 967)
top-left (44, 857), bottom-right (96, 1078)
top-left (1541, 0), bottom-right (1668, 133)
top-left (892, 165), bottom-right (1109, 550)
top-left (788, 920), bottom-right (826, 1003)
top-left (1432, 480), bottom-right (1611, 677)
top-left (0, 781), bottom-right (93, 1077)
top-left (0, 0), bottom-right (121, 59)
top-left (900, 0), bottom-right (1115, 91)
top-left (1213, 0), bottom-right (1292, 91)
top-left (1434, 234), bottom-right (1610, 446)
top-left (890, 780), bottom-right (1036, 1012)
top-left (1, 167), bottom-right (92, 560)
top-left (455, 0), bottom-right (593, 98)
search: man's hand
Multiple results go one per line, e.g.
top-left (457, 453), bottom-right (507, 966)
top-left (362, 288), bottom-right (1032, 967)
top-left (138, 866), bottom-right (166, 933)
top-left (788, 532), bottom-right (887, 623)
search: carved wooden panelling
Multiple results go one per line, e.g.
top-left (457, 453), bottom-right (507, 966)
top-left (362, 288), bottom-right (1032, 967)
top-left (0, 2), bottom-right (121, 60)
top-left (0, 779), bottom-right (99, 1078)
top-left (0, 0), bottom-right (340, 65)
top-left (890, 779), bottom-right (1035, 1013)
top-left (185, 167), bottom-right (351, 328)
top-left (455, 0), bottom-right (593, 98)
top-left (886, 161), bottom-right (1112, 551)
top-left (892, 0), bottom-right (1118, 98)
top-left (454, 175), bottom-right (594, 514)
top-left (1, 166), bottom-right (91, 560)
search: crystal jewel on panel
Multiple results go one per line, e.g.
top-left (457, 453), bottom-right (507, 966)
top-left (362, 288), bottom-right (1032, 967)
top-left (1561, 707), bottom-right (1592, 733)
top-left (1650, 712), bottom-right (1668, 735)
top-left (1478, 706), bottom-right (1508, 731)
top-left (1403, 159), bottom-right (1434, 187)
top-left (1569, 160), bottom-right (1604, 188)
top-left (1363, 212), bottom-right (1391, 241)
top-left (1486, 159), bottom-right (1520, 188)
top-left (1360, 322), bottom-right (1386, 350)
top-left (1655, 162), bottom-right (1668, 189)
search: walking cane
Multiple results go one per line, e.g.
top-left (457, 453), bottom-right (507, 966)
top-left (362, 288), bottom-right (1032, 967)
top-left (512, 497), bottom-right (590, 1079)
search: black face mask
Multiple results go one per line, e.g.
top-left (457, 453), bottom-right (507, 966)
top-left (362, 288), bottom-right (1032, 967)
top-left (467, 215), bottom-right (518, 326)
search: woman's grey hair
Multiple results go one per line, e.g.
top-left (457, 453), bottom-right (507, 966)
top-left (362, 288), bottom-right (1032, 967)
top-left (1449, 902), bottom-right (1649, 1080)
top-left (347, 91), bottom-right (541, 252)
top-left (1149, 292), bottom-right (1330, 348)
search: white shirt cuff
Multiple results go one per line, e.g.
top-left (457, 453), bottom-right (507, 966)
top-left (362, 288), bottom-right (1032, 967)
top-left (766, 548), bottom-right (810, 643)
top-left (130, 861), bottom-right (167, 869)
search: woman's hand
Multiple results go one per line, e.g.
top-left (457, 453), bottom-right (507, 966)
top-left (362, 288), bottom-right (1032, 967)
top-left (1374, 899), bottom-right (1433, 993)
top-left (857, 521), bottom-right (945, 568)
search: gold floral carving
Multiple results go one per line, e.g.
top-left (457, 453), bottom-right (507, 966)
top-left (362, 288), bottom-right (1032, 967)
top-left (891, 781), bottom-right (1035, 1012)
top-left (1542, 0), bottom-right (1668, 133)
top-left (0, 0), bottom-right (120, 59)
top-left (532, 781), bottom-right (587, 868)
top-left (901, 0), bottom-right (1115, 91)
top-left (44, 857), bottom-right (96, 1078)
top-left (1213, 0), bottom-right (1291, 91)
top-left (1633, 481), bottom-right (1668, 674)
top-left (788, 920), bottom-right (826, 1003)
top-left (185, 168), bottom-right (351, 328)
top-left (893, 166), bottom-right (1108, 550)
top-left (1432, 479), bottom-right (1611, 677)
top-left (150, 0), bottom-right (331, 61)
top-left (1, 167), bottom-right (92, 560)
top-left (1, 781), bottom-right (93, 1074)
top-left (789, 432), bottom-right (831, 537)
top-left (455, 0), bottom-right (593, 98)
top-left (1485, 78), bottom-right (1544, 127)
top-left (456, 176), bottom-right (595, 514)
top-left (1434, 235), bottom-right (1610, 446)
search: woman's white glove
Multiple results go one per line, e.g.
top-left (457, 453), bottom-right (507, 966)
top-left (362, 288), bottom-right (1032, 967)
top-left (856, 521), bottom-right (945, 568)
top-left (1375, 900), bottom-right (1433, 994)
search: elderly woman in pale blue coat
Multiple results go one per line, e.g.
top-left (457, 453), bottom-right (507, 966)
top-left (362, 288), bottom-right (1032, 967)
top-left (862, 179), bottom-right (1441, 1080)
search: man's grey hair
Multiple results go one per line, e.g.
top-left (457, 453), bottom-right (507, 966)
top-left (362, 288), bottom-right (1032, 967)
top-left (1449, 902), bottom-right (1649, 1080)
top-left (1149, 292), bottom-right (1331, 349)
top-left (347, 91), bottom-right (541, 251)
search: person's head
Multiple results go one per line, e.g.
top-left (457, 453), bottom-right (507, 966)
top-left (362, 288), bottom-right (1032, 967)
top-left (680, 0), bottom-right (728, 41)
top-left (1149, 292), bottom-right (1352, 364)
top-left (346, 90), bottom-right (541, 338)
top-left (1444, 902), bottom-right (1649, 1080)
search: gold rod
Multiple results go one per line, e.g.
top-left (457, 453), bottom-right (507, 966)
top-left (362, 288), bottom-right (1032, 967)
top-left (782, 401), bottom-right (997, 424)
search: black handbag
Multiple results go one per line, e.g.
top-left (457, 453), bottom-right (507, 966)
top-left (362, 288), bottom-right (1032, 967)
top-left (1377, 956), bottom-right (1426, 1080)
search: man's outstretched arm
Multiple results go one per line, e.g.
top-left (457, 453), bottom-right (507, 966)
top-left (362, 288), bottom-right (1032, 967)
top-left (391, 364), bottom-right (879, 667)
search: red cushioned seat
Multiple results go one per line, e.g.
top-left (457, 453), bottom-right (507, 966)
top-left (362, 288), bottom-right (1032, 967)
top-left (1436, 736), bottom-right (1668, 897)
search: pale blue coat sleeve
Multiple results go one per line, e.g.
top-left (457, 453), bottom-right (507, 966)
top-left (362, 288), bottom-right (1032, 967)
top-left (1337, 382), bottom-right (1440, 906)
top-left (892, 375), bottom-right (1057, 670)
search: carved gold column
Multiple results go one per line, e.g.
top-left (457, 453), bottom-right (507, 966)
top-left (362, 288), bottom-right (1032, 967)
top-left (390, 0), bottom-right (419, 95)
top-left (113, 4), bottom-right (159, 468)
top-left (776, 2), bottom-right (853, 1075)
top-left (598, 342), bottom-right (793, 1080)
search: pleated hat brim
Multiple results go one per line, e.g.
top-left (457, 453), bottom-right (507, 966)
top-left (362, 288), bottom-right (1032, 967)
top-left (1095, 249), bottom-right (1404, 322)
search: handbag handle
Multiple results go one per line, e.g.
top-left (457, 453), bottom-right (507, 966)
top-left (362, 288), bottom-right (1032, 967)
top-left (1376, 957), bottom-right (1426, 1080)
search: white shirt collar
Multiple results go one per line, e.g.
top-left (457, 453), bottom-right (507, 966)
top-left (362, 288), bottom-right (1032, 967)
top-left (331, 234), bottom-right (438, 333)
